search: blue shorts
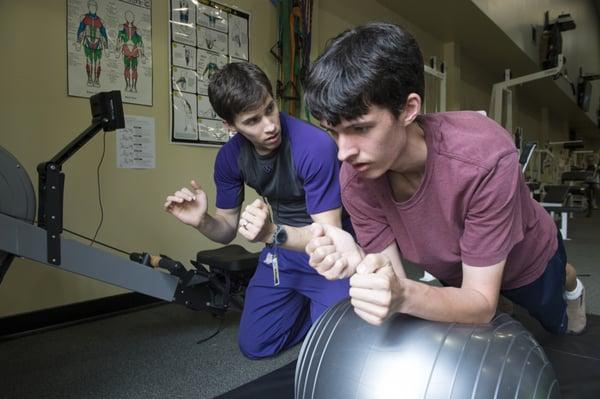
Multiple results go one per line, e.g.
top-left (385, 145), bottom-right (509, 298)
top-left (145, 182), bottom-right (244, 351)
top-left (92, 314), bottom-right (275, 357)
top-left (501, 230), bottom-right (568, 334)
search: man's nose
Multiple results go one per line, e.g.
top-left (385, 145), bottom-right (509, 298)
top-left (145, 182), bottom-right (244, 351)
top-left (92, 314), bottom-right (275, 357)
top-left (336, 134), bottom-right (358, 162)
top-left (263, 117), bottom-right (276, 133)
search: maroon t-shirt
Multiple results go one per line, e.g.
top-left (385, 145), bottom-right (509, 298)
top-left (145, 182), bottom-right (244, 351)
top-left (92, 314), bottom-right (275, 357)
top-left (341, 111), bottom-right (557, 290)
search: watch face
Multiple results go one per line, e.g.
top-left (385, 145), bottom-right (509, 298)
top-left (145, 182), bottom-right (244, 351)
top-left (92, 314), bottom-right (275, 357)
top-left (276, 225), bottom-right (287, 245)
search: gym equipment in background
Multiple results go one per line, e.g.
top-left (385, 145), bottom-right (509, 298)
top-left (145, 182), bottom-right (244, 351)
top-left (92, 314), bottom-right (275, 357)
top-left (130, 245), bottom-right (257, 314)
top-left (0, 145), bottom-right (36, 284)
top-left (295, 300), bottom-right (559, 399)
top-left (489, 54), bottom-right (567, 135)
top-left (490, 11), bottom-right (577, 135)
top-left (0, 91), bottom-right (257, 316)
top-left (561, 169), bottom-right (597, 218)
top-left (576, 67), bottom-right (600, 113)
top-left (539, 11), bottom-right (575, 70)
top-left (519, 141), bottom-right (537, 174)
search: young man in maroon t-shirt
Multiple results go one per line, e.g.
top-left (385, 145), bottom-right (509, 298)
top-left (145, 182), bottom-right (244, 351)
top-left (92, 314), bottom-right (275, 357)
top-left (303, 22), bottom-right (586, 335)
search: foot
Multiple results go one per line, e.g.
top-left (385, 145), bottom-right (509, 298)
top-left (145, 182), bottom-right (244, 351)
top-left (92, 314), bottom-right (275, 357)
top-left (566, 287), bottom-right (587, 334)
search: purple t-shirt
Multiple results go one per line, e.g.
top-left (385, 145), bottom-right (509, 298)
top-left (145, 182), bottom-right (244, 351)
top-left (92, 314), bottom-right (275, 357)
top-left (341, 111), bottom-right (557, 290)
top-left (214, 113), bottom-right (344, 227)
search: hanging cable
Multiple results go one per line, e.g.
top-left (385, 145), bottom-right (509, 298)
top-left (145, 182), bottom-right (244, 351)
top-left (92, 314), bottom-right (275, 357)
top-left (90, 132), bottom-right (107, 247)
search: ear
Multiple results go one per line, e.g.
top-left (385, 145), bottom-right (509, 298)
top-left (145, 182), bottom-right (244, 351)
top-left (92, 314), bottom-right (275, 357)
top-left (399, 93), bottom-right (422, 127)
top-left (222, 120), bottom-right (235, 133)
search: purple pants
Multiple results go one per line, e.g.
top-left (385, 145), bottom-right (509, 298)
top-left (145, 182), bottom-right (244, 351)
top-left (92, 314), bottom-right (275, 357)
top-left (238, 246), bottom-right (350, 359)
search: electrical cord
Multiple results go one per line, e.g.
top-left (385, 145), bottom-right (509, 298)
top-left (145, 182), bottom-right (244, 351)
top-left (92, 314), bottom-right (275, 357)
top-left (62, 227), bottom-right (130, 256)
top-left (90, 132), bottom-right (107, 247)
top-left (0, 217), bottom-right (131, 258)
top-left (196, 316), bottom-right (225, 344)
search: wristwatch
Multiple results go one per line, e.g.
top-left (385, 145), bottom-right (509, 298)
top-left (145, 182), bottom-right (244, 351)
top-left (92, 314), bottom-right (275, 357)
top-left (270, 224), bottom-right (288, 246)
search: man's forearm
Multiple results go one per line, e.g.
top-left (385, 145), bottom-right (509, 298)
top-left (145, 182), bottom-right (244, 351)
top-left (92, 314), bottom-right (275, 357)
top-left (272, 218), bottom-right (344, 252)
top-left (262, 208), bottom-right (344, 252)
top-left (277, 224), bottom-right (315, 252)
top-left (401, 280), bottom-right (496, 324)
top-left (196, 213), bottom-right (236, 244)
top-left (256, 223), bottom-right (315, 252)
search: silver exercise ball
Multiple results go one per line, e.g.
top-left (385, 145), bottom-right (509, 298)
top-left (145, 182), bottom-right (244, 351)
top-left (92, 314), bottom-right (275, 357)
top-left (295, 300), bottom-right (559, 399)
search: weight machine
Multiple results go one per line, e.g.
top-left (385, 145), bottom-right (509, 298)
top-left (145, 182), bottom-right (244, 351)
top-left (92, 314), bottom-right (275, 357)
top-left (0, 91), bottom-right (257, 316)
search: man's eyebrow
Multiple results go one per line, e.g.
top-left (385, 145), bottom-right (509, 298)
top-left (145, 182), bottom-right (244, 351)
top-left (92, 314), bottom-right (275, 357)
top-left (241, 100), bottom-right (274, 123)
top-left (241, 113), bottom-right (259, 123)
top-left (346, 121), bottom-right (372, 127)
top-left (321, 119), bottom-right (370, 131)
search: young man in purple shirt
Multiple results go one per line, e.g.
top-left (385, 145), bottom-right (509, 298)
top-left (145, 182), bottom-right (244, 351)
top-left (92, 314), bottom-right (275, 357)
top-left (164, 62), bottom-right (350, 358)
top-left (303, 22), bottom-right (586, 335)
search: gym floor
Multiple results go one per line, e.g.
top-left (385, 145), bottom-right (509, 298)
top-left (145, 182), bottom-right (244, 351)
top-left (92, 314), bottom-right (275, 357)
top-left (0, 211), bottom-right (598, 399)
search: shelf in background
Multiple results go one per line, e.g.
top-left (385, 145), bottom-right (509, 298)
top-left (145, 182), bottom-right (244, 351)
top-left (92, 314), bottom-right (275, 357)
top-left (377, 0), bottom-right (599, 139)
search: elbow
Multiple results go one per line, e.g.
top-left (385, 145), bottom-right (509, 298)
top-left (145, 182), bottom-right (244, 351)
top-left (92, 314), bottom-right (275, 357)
top-left (463, 295), bottom-right (497, 325)
top-left (479, 310), bottom-right (496, 324)
top-left (468, 309), bottom-right (495, 325)
top-left (212, 229), bottom-right (236, 245)
top-left (216, 235), bottom-right (235, 245)
top-left (219, 224), bottom-right (239, 245)
top-left (477, 302), bottom-right (498, 324)
top-left (468, 289), bottom-right (500, 324)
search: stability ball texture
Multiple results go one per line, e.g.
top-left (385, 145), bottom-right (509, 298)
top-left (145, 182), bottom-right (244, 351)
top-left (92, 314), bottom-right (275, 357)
top-left (295, 300), bottom-right (559, 399)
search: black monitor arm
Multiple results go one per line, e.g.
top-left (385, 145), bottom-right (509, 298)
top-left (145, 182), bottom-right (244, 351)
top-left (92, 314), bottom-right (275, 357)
top-left (37, 91), bottom-right (124, 265)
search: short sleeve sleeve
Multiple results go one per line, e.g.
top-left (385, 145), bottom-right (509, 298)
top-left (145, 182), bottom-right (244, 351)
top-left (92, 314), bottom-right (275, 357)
top-left (460, 152), bottom-right (525, 266)
top-left (214, 145), bottom-right (244, 210)
top-left (297, 134), bottom-right (343, 215)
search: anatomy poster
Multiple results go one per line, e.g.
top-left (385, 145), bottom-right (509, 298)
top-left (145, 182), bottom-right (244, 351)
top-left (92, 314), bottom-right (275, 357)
top-left (169, 0), bottom-right (250, 146)
top-left (67, 0), bottom-right (153, 106)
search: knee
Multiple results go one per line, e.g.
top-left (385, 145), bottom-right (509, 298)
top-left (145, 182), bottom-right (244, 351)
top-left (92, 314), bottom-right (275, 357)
top-left (238, 335), bottom-right (280, 359)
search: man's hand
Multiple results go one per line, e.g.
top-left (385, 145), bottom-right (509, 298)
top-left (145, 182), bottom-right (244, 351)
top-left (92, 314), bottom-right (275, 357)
top-left (349, 253), bottom-right (407, 326)
top-left (305, 223), bottom-right (363, 280)
top-left (238, 199), bottom-right (274, 243)
top-left (164, 180), bottom-right (208, 227)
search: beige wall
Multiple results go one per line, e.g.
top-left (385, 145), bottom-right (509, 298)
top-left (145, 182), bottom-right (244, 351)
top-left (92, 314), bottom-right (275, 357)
top-left (0, 0), bottom-right (276, 316)
top-left (0, 0), bottom-right (592, 316)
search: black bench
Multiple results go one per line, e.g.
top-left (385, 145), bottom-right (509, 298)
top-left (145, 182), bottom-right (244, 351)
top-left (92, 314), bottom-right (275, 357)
top-left (132, 244), bottom-right (259, 315)
top-left (191, 244), bottom-right (259, 313)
